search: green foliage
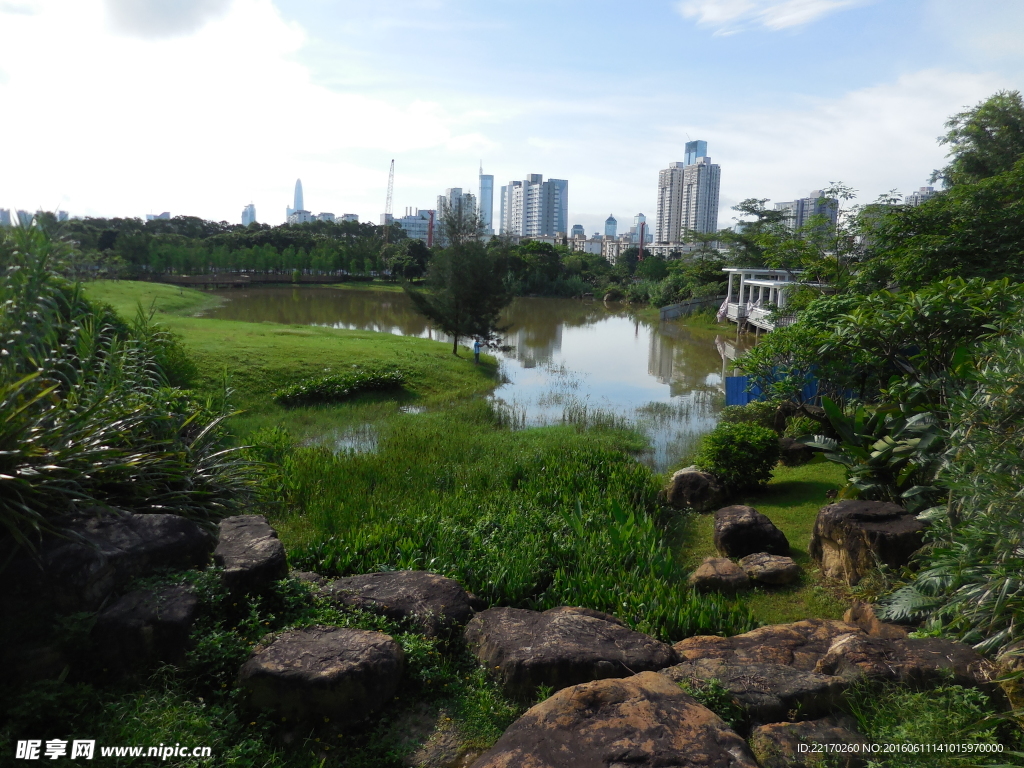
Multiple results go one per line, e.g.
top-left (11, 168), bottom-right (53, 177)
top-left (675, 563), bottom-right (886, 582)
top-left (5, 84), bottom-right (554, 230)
top-left (842, 681), bottom-right (1017, 768)
top-left (719, 400), bottom-right (779, 431)
top-left (406, 242), bottom-right (512, 354)
top-left (0, 228), bottom-right (256, 556)
top-left (274, 368), bottom-right (405, 406)
top-left (693, 422), bottom-right (780, 492)
top-left (880, 334), bottom-right (1024, 655)
top-left (801, 397), bottom-right (943, 512)
top-left (676, 678), bottom-right (746, 731)
top-left (932, 89), bottom-right (1024, 188)
top-left (280, 403), bottom-right (756, 642)
top-left (736, 323), bottom-right (834, 404)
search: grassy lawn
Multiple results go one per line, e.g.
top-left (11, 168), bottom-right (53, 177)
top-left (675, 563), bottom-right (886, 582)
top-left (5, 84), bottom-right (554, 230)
top-left (674, 461), bottom-right (851, 625)
top-left (82, 280), bottom-right (498, 441)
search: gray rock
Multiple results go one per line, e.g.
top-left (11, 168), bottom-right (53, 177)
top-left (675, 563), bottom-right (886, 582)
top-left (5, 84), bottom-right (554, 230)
top-left (214, 515), bottom-right (288, 593)
top-left (739, 552), bottom-right (800, 585)
top-left (688, 557), bottom-right (750, 594)
top-left (7, 513), bottom-right (214, 612)
top-left (714, 505), bottom-right (790, 558)
top-left (665, 469), bottom-right (727, 513)
top-left (469, 671), bottom-right (758, 768)
top-left (324, 570), bottom-right (475, 638)
top-left (92, 585), bottom-right (199, 673)
top-left (809, 500), bottom-right (926, 585)
top-left (238, 626), bottom-right (403, 722)
top-left (751, 716), bottom-right (870, 768)
top-left (661, 658), bottom-right (846, 723)
top-left (778, 436), bottom-right (815, 467)
top-left (464, 606), bottom-right (677, 699)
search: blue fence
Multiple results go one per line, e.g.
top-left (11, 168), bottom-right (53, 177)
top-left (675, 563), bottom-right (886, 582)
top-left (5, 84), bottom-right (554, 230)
top-left (724, 375), bottom-right (822, 406)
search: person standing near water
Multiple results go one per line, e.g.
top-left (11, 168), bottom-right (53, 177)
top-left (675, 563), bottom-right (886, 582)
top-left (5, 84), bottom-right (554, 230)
top-left (473, 338), bottom-right (481, 364)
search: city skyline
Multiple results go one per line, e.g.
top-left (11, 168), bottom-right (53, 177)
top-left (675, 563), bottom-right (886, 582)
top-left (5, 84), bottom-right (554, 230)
top-left (2, 2), bottom-right (1019, 237)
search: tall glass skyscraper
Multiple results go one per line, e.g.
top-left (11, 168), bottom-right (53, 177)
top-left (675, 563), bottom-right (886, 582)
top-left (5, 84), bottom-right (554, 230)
top-left (684, 140), bottom-right (708, 166)
top-left (604, 215), bottom-right (617, 237)
top-left (294, 179), bottom-right (304, 212)
top-left (478, 164), bottom-right (494, 236)
top-left (242, 203), bottom-right (257, 226)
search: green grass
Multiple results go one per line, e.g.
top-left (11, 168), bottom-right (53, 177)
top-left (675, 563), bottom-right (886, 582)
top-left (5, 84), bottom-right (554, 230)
top-left (675, 461), bottom-right (850, 625)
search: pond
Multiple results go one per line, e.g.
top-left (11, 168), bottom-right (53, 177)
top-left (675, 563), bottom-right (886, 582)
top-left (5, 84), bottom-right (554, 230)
top-left (201, 286), bottom-right (750, 471)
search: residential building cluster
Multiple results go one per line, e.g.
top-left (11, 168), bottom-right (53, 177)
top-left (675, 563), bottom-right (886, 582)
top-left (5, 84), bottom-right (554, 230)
top-left (654, 140), bottom-right (721, 245)
top-left (280, 178), bottom-right (357, 226)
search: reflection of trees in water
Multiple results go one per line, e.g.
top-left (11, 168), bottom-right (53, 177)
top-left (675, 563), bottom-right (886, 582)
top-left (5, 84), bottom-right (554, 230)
top-left (498, 298), bottom-right (631, 367)
top-left (207, 288), bottom-right (434, 338)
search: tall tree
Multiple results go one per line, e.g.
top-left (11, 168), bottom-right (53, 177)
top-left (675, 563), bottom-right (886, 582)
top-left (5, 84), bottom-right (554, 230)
top-left (405, 205), bottom-right (511, 354)
top-left (931, 90), bottom-right (1024, 187)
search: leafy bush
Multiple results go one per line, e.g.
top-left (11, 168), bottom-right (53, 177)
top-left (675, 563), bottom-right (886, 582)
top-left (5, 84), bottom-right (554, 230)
top-left (274, 367), bottom-right (405, 406)
top-left (0, 227), bottom-right (256, 555)
top-left (676, 678), bottom-right (746, 731)
top-left (881, 334), bottom-right (1024, 655)
top-left (719, 400), bottom-right (779, 431)
top-left (693, 422), bottom-right (780, 491)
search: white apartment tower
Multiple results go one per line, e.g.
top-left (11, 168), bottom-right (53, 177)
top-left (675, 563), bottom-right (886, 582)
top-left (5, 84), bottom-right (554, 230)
top-left (499, 174), bottom-right (568, 237)
top-left (479, 164), bottom-right (495, 236)
top-left (655, 141), bottom-right (720, 243)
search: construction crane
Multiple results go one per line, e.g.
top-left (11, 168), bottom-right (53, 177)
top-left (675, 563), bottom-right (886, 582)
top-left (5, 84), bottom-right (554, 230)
top-left (382, 159), bottom-right (395, 247)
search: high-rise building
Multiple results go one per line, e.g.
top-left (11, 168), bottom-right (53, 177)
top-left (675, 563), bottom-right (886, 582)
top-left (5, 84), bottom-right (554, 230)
top-left (905, 186), bottom-right (937, 207)
top-left (0, 209), bottom-right (10, 227)
top-left (241, 203), bottom-right (257, 226)
top-left (341, 214), bottom-right (359, 223)
top-left (396, 207), bottom-right (435, 241)
top-left (605, 215), bottom-right (617, 238)
top-left (316, 212), bottom-right (336, 223)
top-left (499, 174), bottom-right (568, 237)
top-left (773, 190), bottom-right (838, 231)
top-left (436, 188), bottom-right (477, 245)
top-left (571, 224), bottom-right (585, 238)
top-left (478, 164), bottom-right (494, 236)
top-left (629, 213), bottom-right (652, 244)
top-left (57, 211), bottom-right (68, 222)
top-left (655, 143), bottom-right (720, 242)
top-left (288, 210), bottom-right (314, 224)
top-left (16, 210), bottom-right (32, 226)
top-left (287, 178), bottom-right (304, 218)
top-left (146, 212), bottom-right (170, 221)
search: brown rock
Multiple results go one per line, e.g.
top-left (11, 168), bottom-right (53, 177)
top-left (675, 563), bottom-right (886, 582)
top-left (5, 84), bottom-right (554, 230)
top-left (661, 659), bottom-right (846, 723)
top-left (214, 515), bottom-right (288, 593)
top-left (809, 500), bottom-right (926, 585)
top-left (739, 552), bottom-right (800, 585)
top-left (92, 585), bottom-right (199, 674)
top-left (673, 619), bottom-right (866, 671)
top-left (237, 626), bottom-right (403, 722)
top-left (689, 557), bottom-right (750, 593)
top-left (778, 437), bottom-right (814, 467)
top-left (815, 633), bottom-right (997, 690)
top-left (469, 671), bottom-right (758, 768)
top-left (714, 505), bottom-right (790, 558)
top-left (665, 468), bottom-right (727, 513)
top-left (324, 570), bottom-right (475, 638)
top-left (843, 600), bottom-right (907, 639)
top-left (464, 606), bottom-right (677, 699)
top-left (750, 716), bottom-right (869, 768)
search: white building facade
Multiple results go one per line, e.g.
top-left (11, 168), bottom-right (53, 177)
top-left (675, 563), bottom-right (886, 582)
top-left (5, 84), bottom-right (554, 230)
top-left (655, 142), bottom-right (721, 243)
top-left (499, 174), bottom-right (568, 238)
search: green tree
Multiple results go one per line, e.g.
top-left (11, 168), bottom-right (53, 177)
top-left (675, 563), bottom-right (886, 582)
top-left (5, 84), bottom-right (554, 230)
top-left (931, 89), bottom-right (1024, 187)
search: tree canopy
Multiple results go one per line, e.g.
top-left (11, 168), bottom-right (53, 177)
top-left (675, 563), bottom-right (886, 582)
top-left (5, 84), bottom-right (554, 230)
top-left (931, 89), bottom-right (1024, 188)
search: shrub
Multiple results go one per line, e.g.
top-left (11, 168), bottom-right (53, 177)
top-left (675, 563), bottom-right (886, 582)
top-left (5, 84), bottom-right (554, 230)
top-left (693, 422), bottom-right (780, 491)
top-left (273, 367), bottom-right (405, 406)
top-left (718, 400), bottom-right (779, 431)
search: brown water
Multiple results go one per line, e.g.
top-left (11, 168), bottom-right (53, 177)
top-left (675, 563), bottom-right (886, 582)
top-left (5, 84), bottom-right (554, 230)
top-left (202, 287), bottom-right (750, 470)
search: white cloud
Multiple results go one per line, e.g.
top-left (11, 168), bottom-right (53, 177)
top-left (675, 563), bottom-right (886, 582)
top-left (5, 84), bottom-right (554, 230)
top-left (105, 0), bottom-right (233, 39)
top-left (677, 0), bottom-right (874, 34)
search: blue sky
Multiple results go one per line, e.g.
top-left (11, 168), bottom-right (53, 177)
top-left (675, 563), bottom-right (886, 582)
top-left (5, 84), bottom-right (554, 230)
top-left (1, 0), bottom-right (1022, 234)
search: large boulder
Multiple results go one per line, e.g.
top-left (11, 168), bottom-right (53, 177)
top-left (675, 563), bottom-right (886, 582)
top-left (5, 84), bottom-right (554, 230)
top-left (661, 658), bottom-right (846, 723)
top-left (714, 505), bottom-right (789, 558)
top-left (814, 633), bottom-right (997, 690)
top-left (214, 515), bottom-right (288, 593)
top-left (464, 606), bottom-right (677, 699)
top-left (750, 716), bottom-right (870, 768)
top-left (237, 626), bottom-right (403, 722)
top-left (92, 585), bottom-right (199, 674)
top-left (809, 500), bottom-right (926, 585)
top-left (665, 468), bottom-right (727, 513)
top-left (778, 437), bottom-right (814, 467)
top-left (6, 512), bottom-right (214, 612)
top-left (688, 557), bottom-right (750, 594)
top-left (842, 600), bottom-right (907, 639)
top-left (324, 570), bottom-right (475, 638)
top-left (469, 671), bottom-right (758, 768)
top-left (739, 553), bottom-right (800, 585)
top-left (673, 619), bottom-right (866, 671)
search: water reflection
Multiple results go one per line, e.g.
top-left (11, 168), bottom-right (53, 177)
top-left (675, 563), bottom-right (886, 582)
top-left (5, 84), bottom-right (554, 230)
top-left (202, 287), bottom-right (752, 470)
